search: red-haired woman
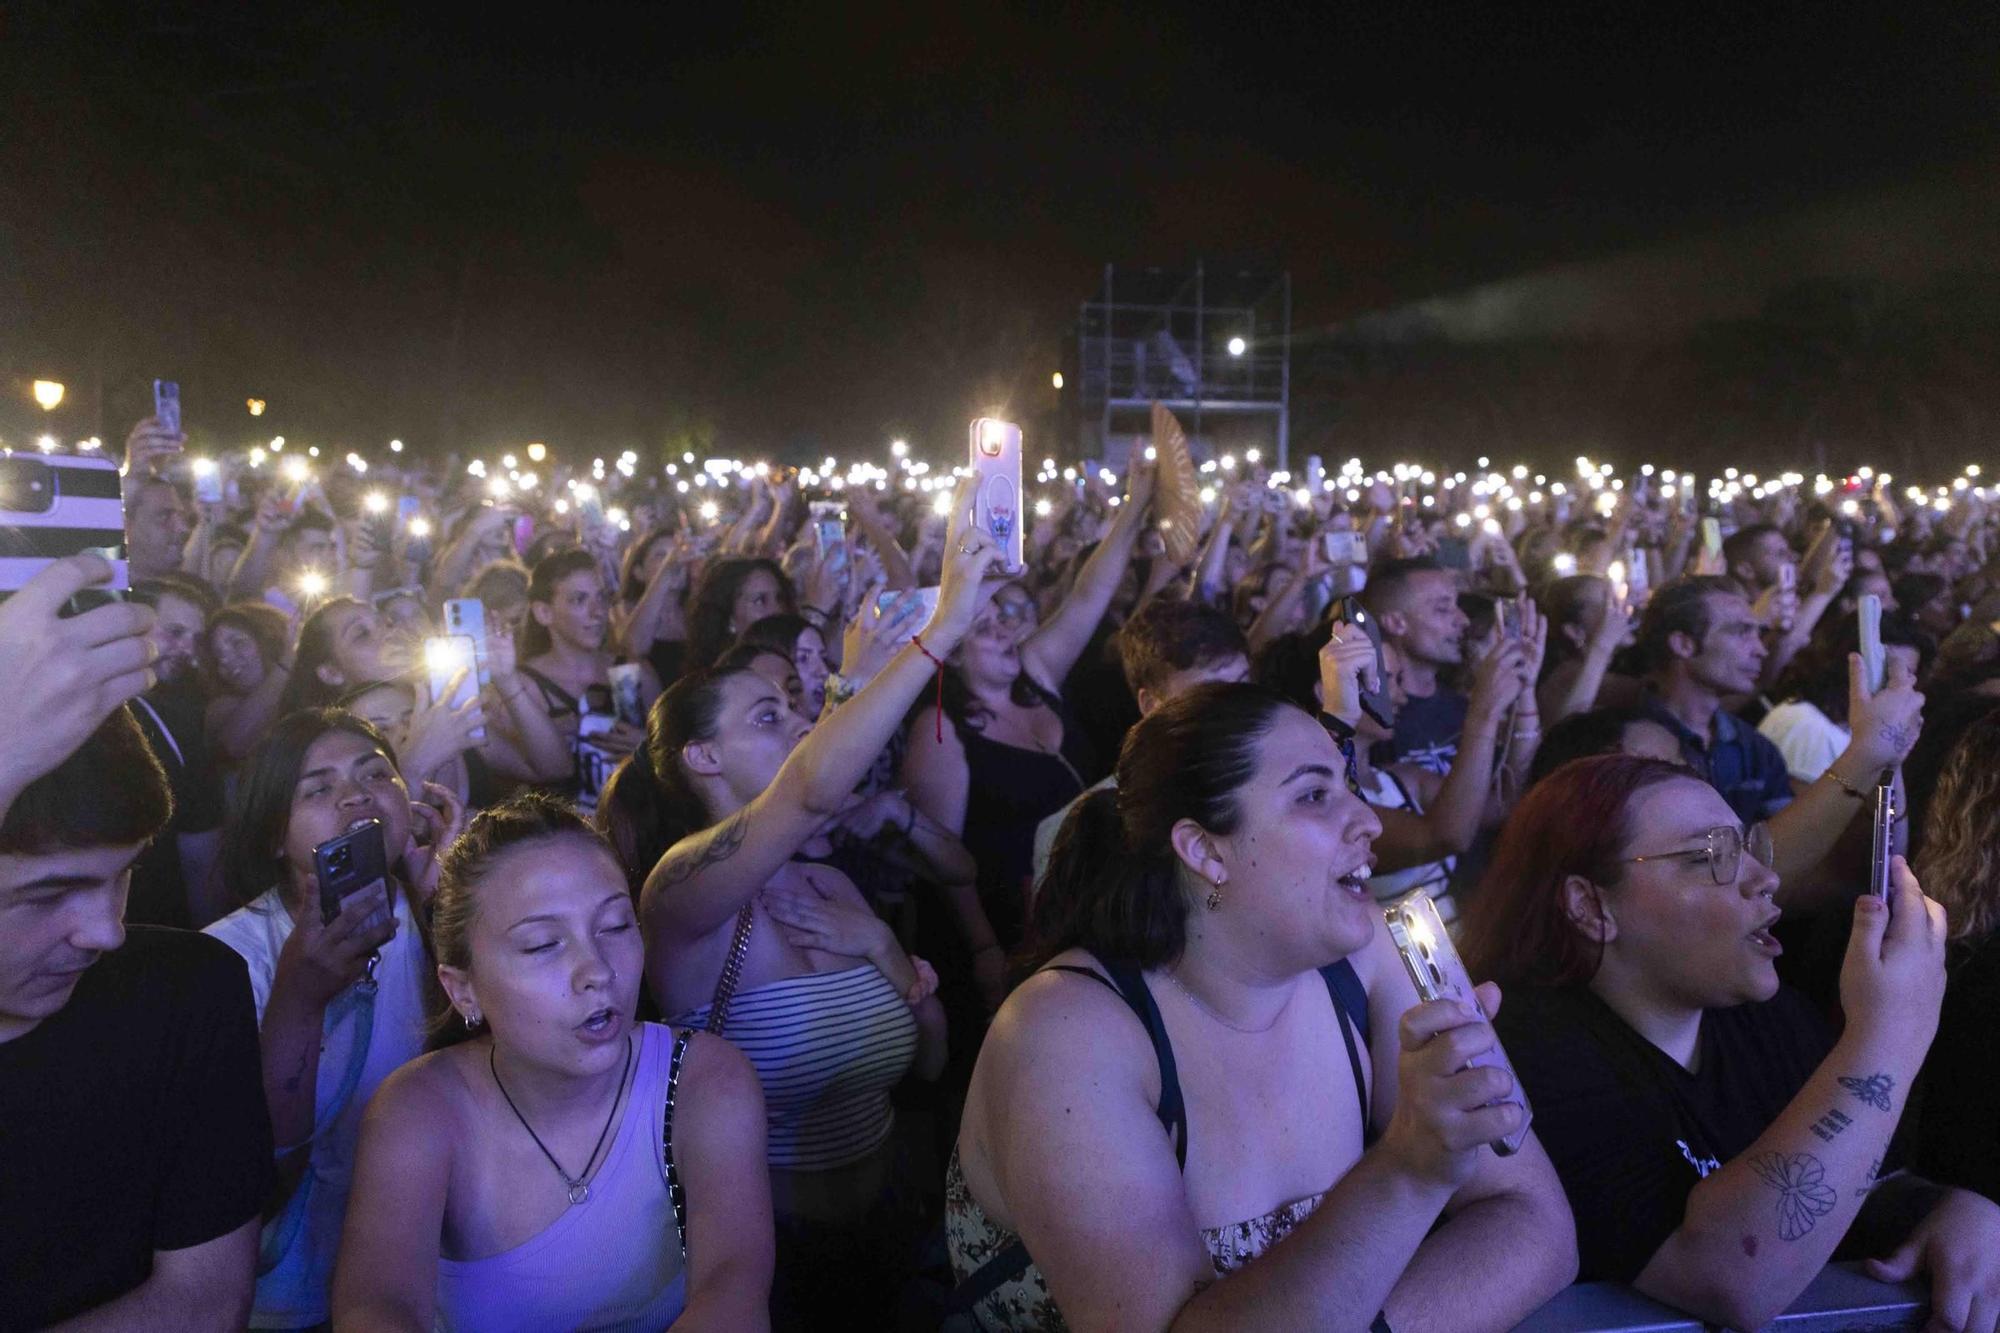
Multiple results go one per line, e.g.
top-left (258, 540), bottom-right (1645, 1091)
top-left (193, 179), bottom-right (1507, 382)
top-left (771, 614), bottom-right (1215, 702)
top-left (1458, 755), bottom-right (2000, 1331)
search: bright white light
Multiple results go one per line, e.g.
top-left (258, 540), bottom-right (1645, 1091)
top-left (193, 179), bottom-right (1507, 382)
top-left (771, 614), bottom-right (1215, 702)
top-left (891, 439), bottom-right (909, 459)
top-left (363, 492), bottom-right (388, 514)
top-left (31, 380), bottom-right (64, 411)
top-left (1199, 486), bottom-right (1216, 505)
top-left (699, 500), bottom-right (719, 522)
top-left (1553, 553), bottom-right (1578, 575)
top-left (932, 490), bottom-right (953, 516)
top-left (1294, 487), bottom-right (1311, 507)
top-left (407, 517), bottom-right (431, 538)
top-left (1226, 336), bottom-right (1247, 357)
top-left (1246, 449), bottom-right (1262, 464)
top-left (1052, 371), bottom-right (1065, 389)
top-left (191, 458), bottom-right (218, 477)
top-left (1035, 498), bottom-right (1052, 517)
top-left (502, 454), bottom-right (518, 470)
top-left (389, 439), bottom-right (404, 453)
top-left (297, 571), bottom-right (328, 599)
top-left (36, 435), bottom-right (56, 452)
top-left (249, 448), bottom-right (267, 467)
top-left (1221, 455), bottom-right (1237, 471)
top-left (282, 457), bottom-right (310, 483)
top-left (307, 447), bottom-right (319, 458)
top-left (487, 477), bottom-right (511, 499)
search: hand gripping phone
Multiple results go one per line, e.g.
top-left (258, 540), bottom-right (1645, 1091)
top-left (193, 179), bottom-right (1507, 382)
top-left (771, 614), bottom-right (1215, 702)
top-left (1333, 595), bottom-right (1393, 728)
top-left (314, 818), bottom-right (387, 924)
top-left (1384, 891), bottom-right (1532, 1156)
top-left (969, 417), bottom-right (1024, 570)
top-left (810, 501), bottom-right (847, 571)
top-left (0, 452), bottom-right (129, 613)
top-left (1322, 530), bottom-right (1365, 566)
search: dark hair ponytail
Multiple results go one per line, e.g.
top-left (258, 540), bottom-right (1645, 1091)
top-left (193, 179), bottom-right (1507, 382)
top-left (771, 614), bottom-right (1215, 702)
top-left (595, 665), bottom-right (754, 891)
top-left (1024, 682), bottom-right (1295, 972)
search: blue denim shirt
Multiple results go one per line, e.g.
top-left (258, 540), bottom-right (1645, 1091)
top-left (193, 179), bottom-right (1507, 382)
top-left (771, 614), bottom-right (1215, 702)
top-left (1642, 695), bottom-right (1796, 824)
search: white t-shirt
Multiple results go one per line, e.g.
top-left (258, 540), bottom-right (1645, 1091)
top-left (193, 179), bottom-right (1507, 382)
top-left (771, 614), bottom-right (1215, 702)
top-left (204, 888), bottom-right (431, 1328)
top-left (1031, 776), bottom-right (1116, 890)
top-left (1757, 701), bottom-right (1850, 784)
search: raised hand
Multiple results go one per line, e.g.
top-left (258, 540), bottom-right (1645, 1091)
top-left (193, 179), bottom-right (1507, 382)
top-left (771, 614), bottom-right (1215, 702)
top-left (0, 555), bottom-right (158, 802)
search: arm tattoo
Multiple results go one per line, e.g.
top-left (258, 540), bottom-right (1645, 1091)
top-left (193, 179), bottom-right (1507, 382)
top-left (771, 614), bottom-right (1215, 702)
top-left (1749, 1152), bottom-right (1838, 1241)
top-left (655, 809), bottom-right (750, 888)
top-left (1856, 1156), bottom-right (1883, 1200)
top-left (1808, 1107), bottom-right (1853, 1142)
top-left (281, 1045), bottom-right (312, 1095)
top-left (1838, 1073), bottom-right (1895, 1112)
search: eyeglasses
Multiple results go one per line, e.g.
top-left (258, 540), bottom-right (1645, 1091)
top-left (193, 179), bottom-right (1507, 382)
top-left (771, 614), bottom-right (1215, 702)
top-left (1625, 823), bottom-right (1774, 886)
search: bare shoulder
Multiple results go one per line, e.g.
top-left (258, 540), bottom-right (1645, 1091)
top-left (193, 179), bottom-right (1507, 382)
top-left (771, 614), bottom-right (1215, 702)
top-left (794, 861), bottom-right (864, 908)
top-left (980, 950), bottom-right (1156, 1090)
top-left (669, 1026), bottom-right (762, 1111)
top-left (364, 1044), bottom-right (476, 1140)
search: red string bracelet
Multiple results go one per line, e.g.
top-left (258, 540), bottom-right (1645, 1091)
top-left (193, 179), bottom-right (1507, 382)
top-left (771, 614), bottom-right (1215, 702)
top-left (911, 634), bottom-right (946, 742)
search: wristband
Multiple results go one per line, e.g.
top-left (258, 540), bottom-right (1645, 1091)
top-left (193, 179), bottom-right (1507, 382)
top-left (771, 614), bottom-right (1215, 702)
top-left (1826, 768), bottom-right (1870, 800)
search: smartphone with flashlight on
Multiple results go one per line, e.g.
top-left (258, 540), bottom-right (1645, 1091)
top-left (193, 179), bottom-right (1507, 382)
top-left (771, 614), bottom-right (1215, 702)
top-left (1384, 890), bottom-right (1532, 1156)
top-left (811, 501), bottom-right (847, 572)
top-left (425, 633), bottom-right (485, 743)
top-left (313, 818), bottom-right (387, 925)
top-left (1322, 530), bottom-right (1366, 566)
top-left (1332, 595), bottom-right (1393, 728)
top-left (969, 417), bottom-right (1024, 570)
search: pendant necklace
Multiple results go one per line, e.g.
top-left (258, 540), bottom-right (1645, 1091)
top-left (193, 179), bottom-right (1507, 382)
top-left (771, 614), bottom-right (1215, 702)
top-left (1164, 969), bottom-right (1285, 1035)
top-left (490, 1032), bottom-right (634, 1205)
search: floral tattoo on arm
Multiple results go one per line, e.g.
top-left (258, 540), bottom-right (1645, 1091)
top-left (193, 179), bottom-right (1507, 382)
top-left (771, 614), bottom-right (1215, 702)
top-left (1750, 1152), bottom-right (1838, 1241)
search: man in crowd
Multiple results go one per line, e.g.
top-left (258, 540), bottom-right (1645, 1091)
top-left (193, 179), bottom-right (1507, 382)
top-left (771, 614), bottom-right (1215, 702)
top-left (1723, 521), bottom-right (1796, 600)
top-left (1032, 597), bottom-right (1250, 879)
top-left (229, 507), bottom-right (338, 610)
top-left (1360, 556), bottom-right (1471, 773)
top-left (1638, 575), bottom-right (1926, 907)
top-left (0, 555), bottom-right (270, 1331)
top-left (125, 574), bottom-right (229, 928)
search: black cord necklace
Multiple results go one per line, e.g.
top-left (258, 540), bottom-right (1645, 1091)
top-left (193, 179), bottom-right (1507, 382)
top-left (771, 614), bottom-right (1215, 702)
top-left (490, 1032), bottom-right (634, 1206)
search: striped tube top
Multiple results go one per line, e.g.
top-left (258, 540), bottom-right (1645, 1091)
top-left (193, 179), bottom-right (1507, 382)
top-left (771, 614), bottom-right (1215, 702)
top-left (675, 963), bottom-right (917, 1171)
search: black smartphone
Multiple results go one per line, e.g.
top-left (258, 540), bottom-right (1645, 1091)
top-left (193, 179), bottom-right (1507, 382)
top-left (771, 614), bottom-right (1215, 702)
top-left (1333, 595), bottom-right (1393, 727)
top-left (313, 819), bottom-right (387, 924)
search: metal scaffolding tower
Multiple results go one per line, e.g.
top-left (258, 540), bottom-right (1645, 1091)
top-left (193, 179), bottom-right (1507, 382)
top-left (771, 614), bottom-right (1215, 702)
top-left (1072, 261), bottom-right (1292, 468)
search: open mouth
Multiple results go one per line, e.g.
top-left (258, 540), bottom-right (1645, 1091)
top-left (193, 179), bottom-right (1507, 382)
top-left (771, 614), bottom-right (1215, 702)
top-left (578, 1007), bottom-right (618, 1036)
top-left (1747, 913), bottom-right (1782, 954)
top-left (345, 814), bottom-right (379, 834)
top-left (1335, 864), bottom-right (1374, 898)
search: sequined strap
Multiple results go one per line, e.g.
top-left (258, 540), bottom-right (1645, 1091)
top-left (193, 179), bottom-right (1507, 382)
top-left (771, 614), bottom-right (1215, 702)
top-left (705, 905), bottom-right (755, 1035)
top-left (661, 1028), bottom-right (694, 1261)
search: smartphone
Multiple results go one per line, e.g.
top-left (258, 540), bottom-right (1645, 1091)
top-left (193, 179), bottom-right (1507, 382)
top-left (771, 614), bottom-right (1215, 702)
top-left (1322, 530), bottom-right (1365, 565)
top-left (1700, 517), bottom-right (1723, 563)
top-left (1384, 891), bottom-right (1532, 1156)
top-left (1869, 770), bottom-right (1896, 903)
top-left (0, 453), bottom-right (130, 613)
top-left (1498, 598), bottom-right (1523, 640)
top-left (425, 633), bottom-right (485, 743)
top-left (512, 514), bottom-right (535, 558)
top-left (969, 417), bottom-right (1024, 570)
top-left (152, 380), bottom-right (181, 436)
top-left (191, 459), bottom-right (224, 505)
top-left (607, 661), bottom-right (645, 727)
top-left (1778, 562), bottom-right (1796, 593)
top-left (1858, 593), bottom-right (1885, 694)
top-left (811, 502), bottom-right (847, 570)
top-left (313, 818), bottom-right (387, 925)
top-left (1332, 595), bottom-right (1393, 728)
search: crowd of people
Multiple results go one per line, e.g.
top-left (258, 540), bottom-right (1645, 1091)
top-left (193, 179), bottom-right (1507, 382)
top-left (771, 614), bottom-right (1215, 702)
top-left (3, 410), bottom-right (2000, 1331)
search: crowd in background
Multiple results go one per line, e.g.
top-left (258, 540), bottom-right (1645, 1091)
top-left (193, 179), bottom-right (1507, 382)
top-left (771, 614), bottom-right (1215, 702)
top-left (5, 409), bottom-right (2000, 1331)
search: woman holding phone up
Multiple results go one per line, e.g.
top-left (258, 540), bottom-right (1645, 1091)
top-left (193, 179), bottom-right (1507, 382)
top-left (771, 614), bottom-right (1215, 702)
top-left (947, 682), bottom-right (1576, 1330)
top-left (600, 483), bottom-right (994, 1325)
top-left (1459, 755), bottom-right (2000, 1331)
top-left (204, 710), bottom-right (463, 1330)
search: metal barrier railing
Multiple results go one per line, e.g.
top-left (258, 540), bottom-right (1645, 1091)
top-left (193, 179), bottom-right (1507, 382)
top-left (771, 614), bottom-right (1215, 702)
top-left (1517, 1263), bottom-right (1924, 1331)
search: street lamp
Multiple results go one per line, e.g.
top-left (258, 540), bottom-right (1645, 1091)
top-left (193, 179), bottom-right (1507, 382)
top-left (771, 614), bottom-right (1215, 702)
top-left (1051, 371), bottom-right (1064, 390)
top-left (1226, 337), bottom-right (1247, 358)
top-left (247, 398), bottom-right (266, 417)
top-left (32, 380), bottom-right (64, 411)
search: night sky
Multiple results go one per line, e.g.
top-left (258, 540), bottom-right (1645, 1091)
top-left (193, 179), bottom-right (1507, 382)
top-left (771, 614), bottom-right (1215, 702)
top-left (4, 2), bottom-right (1996, 459)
